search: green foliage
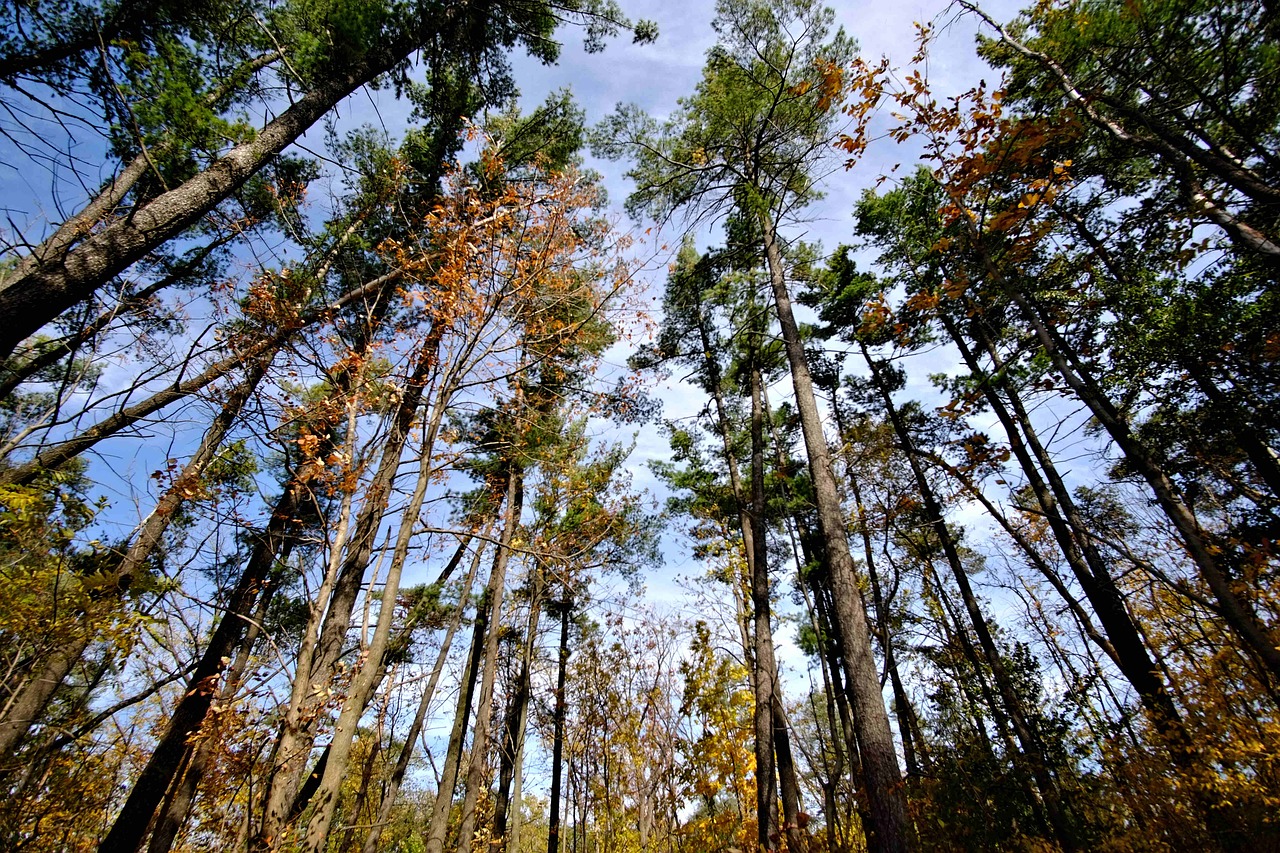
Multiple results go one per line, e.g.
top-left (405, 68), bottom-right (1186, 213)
top-left (989, 0), bottom-right (1280, 183)
top-left (595, 0), bottom-right (854, 224)
top-left (485, 89), bottom-right (588, 178)
top-left (528, 418), bottom-right (661, 584)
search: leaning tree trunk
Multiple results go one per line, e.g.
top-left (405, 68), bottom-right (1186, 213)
top-left (107, 270), bottom-right (399, 852)
top-left (946, 310), bottom-right (1238, 850)
top-left (0, 353), bottom-right (273, 767)
top-left (360, 530), bottom-right (489, 853)
top-left (299, 350), bottom-right (452, 853)
top-left (147, 552), bottom-right (283, 853)
top-left (0, 268), bottom-right (396, 491)
top-left (862, 344), bottom-right (1078, 851)
top-left (948, 314), bottom-right (1169, 705)
top-left (422, 467), bottom-right (523, 853)
top-left (252, 325), bottom-right (442, 852)
top-left (0, 7), bottom-right (481, 362)
top-left (758, 211), bottom-right (912, 853)
top-left (950, 207), bottom-right (1280, 681)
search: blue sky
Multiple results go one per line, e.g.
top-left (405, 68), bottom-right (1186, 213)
top-left (499, 0), bottom-right (1035, 590)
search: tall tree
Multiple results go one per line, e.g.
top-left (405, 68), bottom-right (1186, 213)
top-left (598, 1), bottom-right (911, 848)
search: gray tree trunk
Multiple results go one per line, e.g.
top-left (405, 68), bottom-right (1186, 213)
top-left (454, 469), bottom-right (523, 853)
top-left (360, 531), bottom-right (488, 853)
top-left (757, 211), bottom-right (911, 853)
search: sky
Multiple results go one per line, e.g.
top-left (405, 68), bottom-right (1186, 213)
top-left (0, 0), bottom-right (1031, 546)
top-left (428, 0), bottom-right (1053, 792)
top-left (0, 0), bottom-right (1042, 614)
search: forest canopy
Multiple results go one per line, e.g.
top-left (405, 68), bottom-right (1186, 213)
top-left (0, 0), bottom-right (1277, 851)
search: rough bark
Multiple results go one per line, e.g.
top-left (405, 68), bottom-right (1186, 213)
top-left (772, 697), bottom-right (808, 853)
top-left (749, 355), bottom-right (779, 852)
top-left (826, 381), bottom-right (921, 781)
top-left (758, 212), bottom-right (911, 853)
top-left (0, 8), bottom-right (472, 361)
top-left (0, 235), bottom-right (228, 403)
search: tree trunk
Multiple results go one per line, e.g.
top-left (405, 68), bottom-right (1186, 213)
top-left (0, 233), bottom-right (231, 403)
top-left (507, 702), bottom-right (531, 853)
top-left (252, 325), bottom-right (440, 851)
top-left (360, 530), bottom-right (488, 853)
top-left (757, 211), bottom-right (911, 853)
top-left (919, 558), bottom-right (999, 757)
top-left (861, 343), bottom-right (1079, 852)
top-left (958, 222), bottom-right (1280, 680)
top-left (749, 354), bottom-right (779, 852)
top-left (454, 467), bottom-right (524, 853)
top-left (0, 9), bottom-right (476, 361)
top-left (422, 578), bottom-right (491, 853)
top-left (547, 598), bottom-right (572, 853)
top-left (335, 735), bottom-right (383, 853)
top-left (0, 265), bottom-right (403, 490)
top-left (826, 379), bottom-right (921, 780)
top-left (147, 551), bottom-right (282, 853)
top-left (772, 697), bottom-right (808, 853)
top-left (492, 568), bottom-right (545, 851)
top-left (299, 347), bottom-right (450, 852)
top-left (85, 354), bottom-right (301, 853)
top-left (949, 311), bottom-right (1242, 849)
top-left (0, 350), bottom-right (272, 759)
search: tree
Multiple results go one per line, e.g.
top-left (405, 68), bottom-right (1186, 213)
top-left (966, 0), bottom-right (1280, 261)
top-left (848, 170), bottom-right (1218, 797)
top-left (0, 0), bottom-right (655, 363)
top-left (833, 23), bottom-right (1280, 844)
top-left (597, 2), bottom-right (912, 849)
top-left (638, 236), bottom-right (816, 853)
